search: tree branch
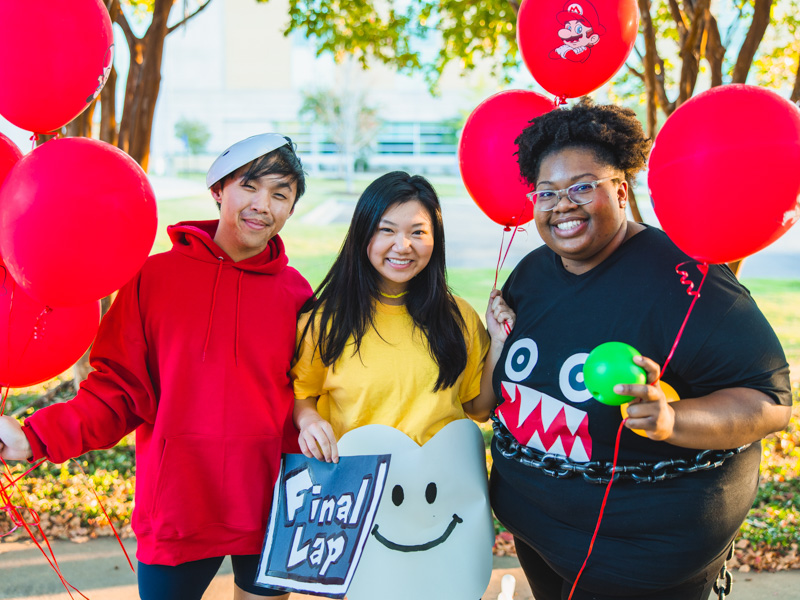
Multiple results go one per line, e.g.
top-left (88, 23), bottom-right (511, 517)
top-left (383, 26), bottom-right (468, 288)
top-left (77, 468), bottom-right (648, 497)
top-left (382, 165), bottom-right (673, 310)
top-left (731, 0), bottom-right (774, 83)
top-left (668, 0), bottom-right (687, 36)
top-left (792, 53), bottom-right (800, 103)
top-left (113, 1), bottom-right (139, 46)
top-left (167, 0), bottom-right (214, 34)
top-left (627, 64), bottom-right (645, 81)
top-left (704, 10), bottom-right (725, 87)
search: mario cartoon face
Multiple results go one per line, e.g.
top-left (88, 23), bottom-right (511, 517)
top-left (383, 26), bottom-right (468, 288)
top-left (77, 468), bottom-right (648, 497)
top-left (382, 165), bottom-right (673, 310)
top-left (550, 0), bottom-right (606, 63)
top-left (338, 420), bottom-right (493, 600)
top-left (496, 337), bottom-right (594, 461)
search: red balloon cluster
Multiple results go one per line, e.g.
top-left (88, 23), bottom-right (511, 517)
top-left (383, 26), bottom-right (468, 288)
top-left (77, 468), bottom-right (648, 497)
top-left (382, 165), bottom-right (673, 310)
top-left (0, 0), bottom-right (114, 134)
top-left (459, 91), bottom-right (554, 227)
top-left (0, 137), bottom-right (158, 308)
top-left (516, 0), bottom-right (639, 100)
top-left (648, 85), bottom-right (800, 264)
top-left (0, 2), bottom-right (158, 388)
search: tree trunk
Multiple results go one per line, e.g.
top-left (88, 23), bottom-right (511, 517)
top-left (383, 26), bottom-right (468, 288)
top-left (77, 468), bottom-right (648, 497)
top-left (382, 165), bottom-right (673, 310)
top-left (627, 184), bottom-right (644, 223)
top-left (100, 64), bottom-right (118, 146)
top-left (65, 99), bottom-right (98, 138)
top-left (638, 0), bottom-right (659, 138)
top-left (117, 0), bottom-right (172, 171)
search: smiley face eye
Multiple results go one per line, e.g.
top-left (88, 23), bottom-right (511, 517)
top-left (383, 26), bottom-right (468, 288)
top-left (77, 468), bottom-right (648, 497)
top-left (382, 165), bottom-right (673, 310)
top-left (504, 338), bottom-right (539, 382)
top-left (392, 484), bottom-right (404, 506)
top-left (425, 482), bottom-right (437, 504)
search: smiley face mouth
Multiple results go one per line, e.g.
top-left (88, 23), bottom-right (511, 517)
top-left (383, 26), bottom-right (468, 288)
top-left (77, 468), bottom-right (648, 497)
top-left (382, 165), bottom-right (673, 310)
top-left (371, 513), bottom-right (463, 552)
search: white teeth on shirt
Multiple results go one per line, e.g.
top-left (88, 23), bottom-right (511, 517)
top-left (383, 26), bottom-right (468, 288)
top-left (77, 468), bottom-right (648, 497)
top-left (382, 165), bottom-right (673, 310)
top-left (387, 258), bottom-right (411, 264)
top-left (556, 220), bottom-right (583, 231)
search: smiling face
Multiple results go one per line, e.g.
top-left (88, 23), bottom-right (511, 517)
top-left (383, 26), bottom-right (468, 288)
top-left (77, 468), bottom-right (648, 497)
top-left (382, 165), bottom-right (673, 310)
top-left (366, 200), bottom-right (435, 298)
top-left (338, 421), bottom-right (493, 600)
top-left (211, 172), bottom-right (296, 262)
top-left (534, 147), bottom-right (628, 275)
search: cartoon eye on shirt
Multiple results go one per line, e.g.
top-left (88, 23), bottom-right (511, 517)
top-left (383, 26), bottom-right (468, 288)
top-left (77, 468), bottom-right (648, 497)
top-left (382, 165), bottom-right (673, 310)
top-left (498, 337), bottom-right (594, 461)
top-left (338, 420), bottom-right (493, 600)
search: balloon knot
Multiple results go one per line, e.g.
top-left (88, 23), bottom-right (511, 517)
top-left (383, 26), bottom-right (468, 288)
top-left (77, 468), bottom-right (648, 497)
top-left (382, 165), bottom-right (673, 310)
top-left (503, 226), bottom-right (512, 232)
top-left (554, 96), bottom-right (568, 107)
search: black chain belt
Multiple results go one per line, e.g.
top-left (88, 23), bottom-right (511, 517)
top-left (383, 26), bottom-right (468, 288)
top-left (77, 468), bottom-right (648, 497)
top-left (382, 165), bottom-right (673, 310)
top-left (491, 415), bottom-right (749, 485)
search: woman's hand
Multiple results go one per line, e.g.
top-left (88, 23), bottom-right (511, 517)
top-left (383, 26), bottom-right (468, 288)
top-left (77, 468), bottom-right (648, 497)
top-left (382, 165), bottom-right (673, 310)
top-left (294, 397), bottom-right (339, 463)
top-left (614, 356), bottom-right (791, 449)
top-left (613, 356), bottom-right (676, 441)
top-left (486, 289), bottom-right (515, 344)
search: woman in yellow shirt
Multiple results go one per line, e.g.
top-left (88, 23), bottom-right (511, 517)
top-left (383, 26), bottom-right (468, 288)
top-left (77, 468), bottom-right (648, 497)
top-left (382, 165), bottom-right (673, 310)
top-left (291, 171), bottom-right (514, 461)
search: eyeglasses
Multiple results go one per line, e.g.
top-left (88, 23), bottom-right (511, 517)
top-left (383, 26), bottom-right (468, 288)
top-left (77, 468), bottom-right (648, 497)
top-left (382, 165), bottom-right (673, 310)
top-left (527, 176), bottom-right (619, 212)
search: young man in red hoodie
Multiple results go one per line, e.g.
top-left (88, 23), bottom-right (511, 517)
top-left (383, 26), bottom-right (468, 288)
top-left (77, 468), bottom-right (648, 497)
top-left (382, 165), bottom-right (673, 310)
top-left (0, 134), bottom-right (312, 600)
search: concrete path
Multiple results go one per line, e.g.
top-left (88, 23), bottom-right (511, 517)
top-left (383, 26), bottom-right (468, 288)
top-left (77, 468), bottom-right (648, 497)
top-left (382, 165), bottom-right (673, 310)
top-left (1, 538), bottom-right (799, 599)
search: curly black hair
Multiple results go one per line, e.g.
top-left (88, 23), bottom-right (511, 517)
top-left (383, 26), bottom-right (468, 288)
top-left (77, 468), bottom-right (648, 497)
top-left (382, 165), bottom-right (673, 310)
top-left (516, 97), bottom-right (651, 184)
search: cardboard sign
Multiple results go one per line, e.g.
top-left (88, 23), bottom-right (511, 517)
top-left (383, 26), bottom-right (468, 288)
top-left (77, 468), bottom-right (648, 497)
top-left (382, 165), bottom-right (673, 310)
top-left (255, 453), bottom-right (390, 598)
top-left (338, 420), bottom-right (494, 600)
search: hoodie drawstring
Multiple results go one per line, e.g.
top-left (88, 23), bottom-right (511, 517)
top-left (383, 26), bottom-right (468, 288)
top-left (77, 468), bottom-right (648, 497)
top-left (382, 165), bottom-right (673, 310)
top-left (234, 270), bottom-right (243, 366)
top-left (202, 258), bottom-right (224, 362)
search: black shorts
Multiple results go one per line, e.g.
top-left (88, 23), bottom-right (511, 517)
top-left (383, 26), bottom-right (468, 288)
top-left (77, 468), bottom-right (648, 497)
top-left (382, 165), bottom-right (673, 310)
top-left (137, 554), bottom-right (285, 599)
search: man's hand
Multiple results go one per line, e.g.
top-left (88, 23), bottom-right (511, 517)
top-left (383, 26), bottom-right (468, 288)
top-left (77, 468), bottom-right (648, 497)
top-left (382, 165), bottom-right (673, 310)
top-left (0, 416), bottom-right (33, 461)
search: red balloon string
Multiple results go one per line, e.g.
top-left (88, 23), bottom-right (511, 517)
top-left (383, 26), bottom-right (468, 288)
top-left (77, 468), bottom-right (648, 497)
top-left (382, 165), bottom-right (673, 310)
top-left (71, 458), bottom-right (135, 573)
top-left (1, 458), bottom-right (46, 494)
top-left (659, 261), bottom-right (709, 380)
top-left (567, 418), bottom-right (627, 600)
top-left (0, 386), bottom-right (9, 417)
top-left (0, 457), bottom-right (89, 599)
top-left (29, 133), bottom-right (39, 151)
top-left (493, 222), bottom-right (526, 335)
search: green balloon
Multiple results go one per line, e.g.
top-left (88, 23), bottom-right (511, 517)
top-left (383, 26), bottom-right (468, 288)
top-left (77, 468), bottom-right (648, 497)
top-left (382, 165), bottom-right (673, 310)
top-left (583, 342), bottom-right (647, 406)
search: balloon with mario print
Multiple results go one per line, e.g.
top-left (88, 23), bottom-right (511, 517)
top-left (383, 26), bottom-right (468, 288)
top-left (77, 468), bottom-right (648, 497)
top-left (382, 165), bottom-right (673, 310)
top-left (0, 137), bottom-right (157, 307)
top-left (516, 0), bottom-right (639, 99)
top-left (0, 0), bottom-right (114, 133)
top-left (459, 90), bottom-right (553, 228)
top-left (0, 259), bottom-right (101, 388)
top-left (648, 85), bottom-right (800, 264)
top-left (0, 132), bottom-right (22, 186)
top-left (583, 341), bottom-right (646, 406)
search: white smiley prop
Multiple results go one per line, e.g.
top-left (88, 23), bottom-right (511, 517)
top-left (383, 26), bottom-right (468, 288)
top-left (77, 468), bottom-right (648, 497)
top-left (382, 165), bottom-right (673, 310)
top-left (338, 419), bottom-right (493, 600)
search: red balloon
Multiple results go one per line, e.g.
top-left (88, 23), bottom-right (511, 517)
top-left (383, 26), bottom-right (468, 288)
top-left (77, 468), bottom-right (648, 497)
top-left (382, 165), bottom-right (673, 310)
top-left (459, 90), bottom-right (554, 228)
top-left (0, 260), bottom-right (100, 388)
top-left (648, 85), bottom-right (800, 264)
top-left (0, 137), bottom-right (158, 307)
top-left (517, 0), bottom-right (639, 99)
top-left (0, 0), bottom-right (114, 133)
top-left (0, 132), bottom-right (22, 186)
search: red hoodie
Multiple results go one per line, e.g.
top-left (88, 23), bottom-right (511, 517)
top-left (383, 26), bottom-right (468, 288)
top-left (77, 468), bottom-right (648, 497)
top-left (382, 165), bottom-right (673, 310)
top-left (23, 221), bottom-right (312, 566)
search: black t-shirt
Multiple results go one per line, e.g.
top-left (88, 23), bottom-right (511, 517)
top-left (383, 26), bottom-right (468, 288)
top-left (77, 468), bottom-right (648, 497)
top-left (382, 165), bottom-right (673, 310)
top-left (490, 225), bottom-right (791, 592)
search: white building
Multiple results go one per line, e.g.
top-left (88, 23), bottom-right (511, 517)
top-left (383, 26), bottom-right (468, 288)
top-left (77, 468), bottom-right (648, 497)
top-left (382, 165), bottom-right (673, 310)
top-left (151, 0), bottom-right (503, 175)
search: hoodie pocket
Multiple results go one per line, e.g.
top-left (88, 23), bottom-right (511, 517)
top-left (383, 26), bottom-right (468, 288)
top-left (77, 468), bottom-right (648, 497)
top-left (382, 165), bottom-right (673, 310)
top-left (221, 434), bottom-right (282, 531)
top-left (151, 434), bottom-right (281, 537)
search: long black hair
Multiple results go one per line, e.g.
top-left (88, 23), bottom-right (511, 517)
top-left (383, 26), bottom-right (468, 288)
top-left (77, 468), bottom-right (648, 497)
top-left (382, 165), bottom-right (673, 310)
top-left (299, 171), bottom-right (467, 391)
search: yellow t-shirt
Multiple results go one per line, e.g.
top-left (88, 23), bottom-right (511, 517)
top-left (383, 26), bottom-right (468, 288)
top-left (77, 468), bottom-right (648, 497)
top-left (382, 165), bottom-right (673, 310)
top-left (291, 296), bottom-right (490, 445)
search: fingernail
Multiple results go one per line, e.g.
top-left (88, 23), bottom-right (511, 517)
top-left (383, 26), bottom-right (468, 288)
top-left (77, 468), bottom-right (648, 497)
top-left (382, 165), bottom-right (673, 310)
top-left (613, 385), bottom-right (624, 393)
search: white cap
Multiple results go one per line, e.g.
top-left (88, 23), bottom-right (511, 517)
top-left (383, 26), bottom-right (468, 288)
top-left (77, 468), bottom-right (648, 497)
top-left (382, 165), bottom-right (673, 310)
top-left (206, 133), bottom-right (290, 188)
